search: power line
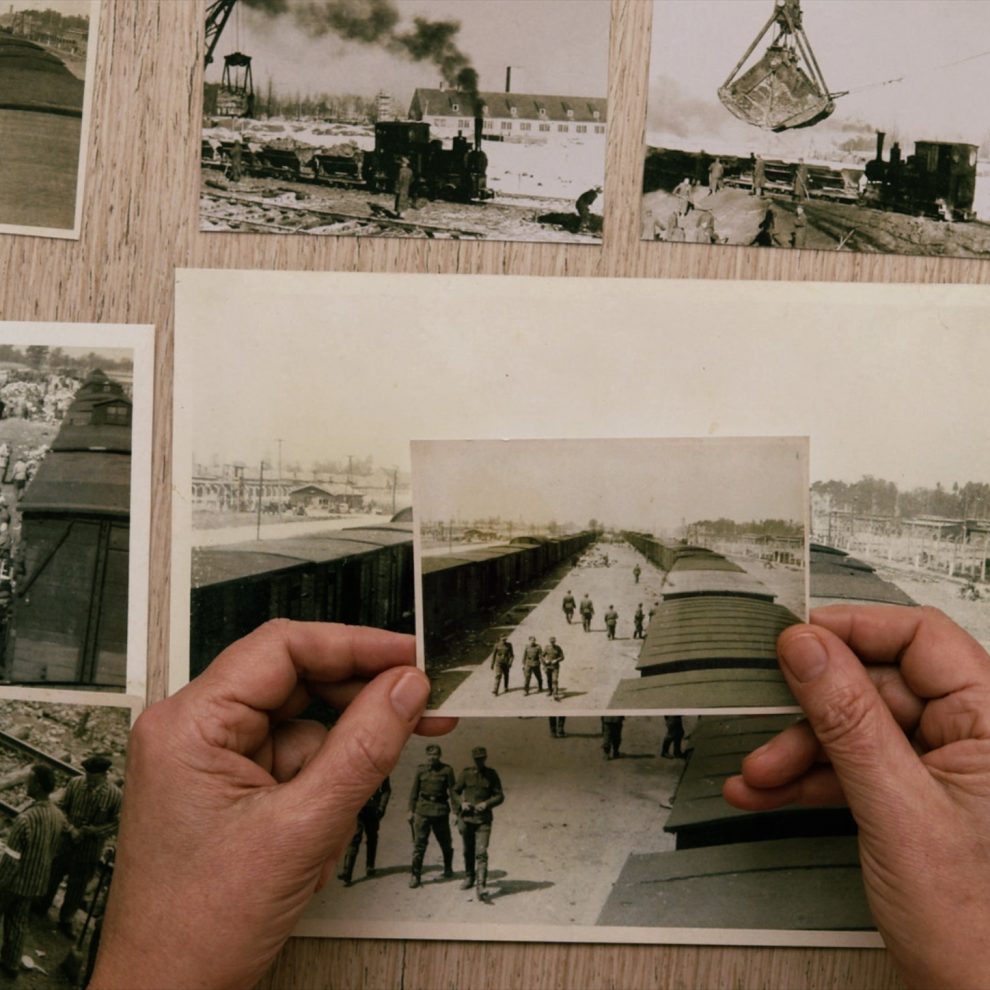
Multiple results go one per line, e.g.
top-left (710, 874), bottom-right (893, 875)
top-left (846, 48), bottom-right (990, 95)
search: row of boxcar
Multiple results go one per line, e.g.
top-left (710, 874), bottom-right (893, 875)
top-left (420, 532), bottom-right (595, 643)
top-left (190, 526), bottom-right (594, 676)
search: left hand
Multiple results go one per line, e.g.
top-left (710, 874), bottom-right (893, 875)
top-left (90, 620), bottom-right (455, 990)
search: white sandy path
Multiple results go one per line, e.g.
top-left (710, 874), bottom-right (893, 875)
top-left (301, 715), bottom-right (681, 937)
top-left (432, 542), bottom-right (668, 716)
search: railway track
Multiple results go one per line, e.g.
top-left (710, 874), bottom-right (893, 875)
top-left (201, 191), bottom-right (484, 239)
top-left (0, 729), bottom-right (81, 819)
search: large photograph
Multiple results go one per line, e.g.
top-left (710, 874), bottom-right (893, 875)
top-left (0, 0), bottom-right (99, 239)
top-left (642, 0), bottom-right (990, 260)
top-left (412, 437), bottom-right (808, 716)
top-left (0, 690), bottom-right (140, 987)
top-left (0, 325), bottom-right (153, 697)
top-left (200, 0), bottom-right (610, 243)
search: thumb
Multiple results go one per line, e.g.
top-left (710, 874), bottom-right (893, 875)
top-left (282, 666), bottom-right (429, 845)
top-left (776, 625), bottom-right (928, 826)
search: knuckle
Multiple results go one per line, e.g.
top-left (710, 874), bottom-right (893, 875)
top-left (812, 681), bottom-right (881, 754)
top-left (338, 722), bottom-right (395, 789)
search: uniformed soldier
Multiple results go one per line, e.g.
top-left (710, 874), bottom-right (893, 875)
top-left (491, 637), bottom-right (514, 696)
top-left (548, 717), bottom-right (567, 738)
top-left (454, 746), bottom-right (504, 894)
top-left (661, 715), bottom-right (686, 758)
top-left (601, 715), bottom-right (625, 760)
top-left (521, 636), bottom-right (543, 695)
top-left (579, 594), bottom-right (594, 632)
top-left (604, 605), bottom-right (619, 640)
top-left (561, 590), bottom-right (576, 624)
top-left (407, 744), bottom-right (458, 888)
top-left (338, 778), bottom-right (390, 887)
top-left (633, 603), bottom-right (645, 639)
top-left (633, 564), bottom-right (641, 584)
top-left (542, 637), bottom-right (564, 700)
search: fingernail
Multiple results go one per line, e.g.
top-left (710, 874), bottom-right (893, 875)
top-left (390, 671), bottom-right (430, 722)
top-left (780, 632), bottom-right (827, 683)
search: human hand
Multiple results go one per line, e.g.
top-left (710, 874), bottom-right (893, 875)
top-left (723, 605), bottom-right (990, 990)
top-left (90, 621), bottom-right (455, 990)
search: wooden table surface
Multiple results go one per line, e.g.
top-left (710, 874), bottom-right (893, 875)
top-left (3, 1), bottom-right (984, 985)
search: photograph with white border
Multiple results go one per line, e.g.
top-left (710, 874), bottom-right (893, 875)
top-left (642, 0), bottom-right (990, 259)
top-left (0, 687), bottom-right (141, 980)
top-left (0, 323), bottom-right (152, 697)
top-left (412, 437), bottom-right (808, 717)
top-left (0, 0), bottom-right (100, 239)
top-left (200, 0), bottom-right (609, 243)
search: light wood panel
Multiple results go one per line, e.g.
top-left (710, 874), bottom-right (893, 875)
top-left (4, 0), bottom-right (975, 984)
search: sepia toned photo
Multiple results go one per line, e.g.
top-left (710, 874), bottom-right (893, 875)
top-left (0, 690), bottom-right (140, 986)
top-left (0, 0), bottom-right (99, 239)
top-left (200, 0), bottom-right (609, 242)
top-left (171, 273), bottom-right (989, 737)
top-left (295, 713), bottom-right (878, 947)
top-left (0, 325), bottom-right (153, 697)
top-left (642, 0), bottom-right (990, 259)
top-left (412, 438), bottom-right (808, 717)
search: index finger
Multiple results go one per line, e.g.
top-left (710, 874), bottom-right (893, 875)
top-left (194, 620), bottom-right (416, 713)
top-left (810, 604), bottom-right (990, 699)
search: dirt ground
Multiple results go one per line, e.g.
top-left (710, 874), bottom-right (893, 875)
top-left (302, 714), bottom-right (686, 939)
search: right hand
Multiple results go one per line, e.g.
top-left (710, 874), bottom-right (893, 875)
top-left (723, 605), bottom-right (990, 990)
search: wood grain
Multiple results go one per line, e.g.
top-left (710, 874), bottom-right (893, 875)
top-left (2, 0), bottom-right (970, 984)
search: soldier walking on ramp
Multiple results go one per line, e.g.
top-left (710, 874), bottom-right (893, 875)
top-left (338, 779), bottom-right (390, 887)
top-left (633, 564), bottom-right (641, 584)
top-left (561, 590), bottom-right (576, 624)
top-left (601, 715), bottom-right (625, 760)
top-left (454, 747), bottom-right (504, 894)
top-left (579, 594), bottom-right (594, 632)
top-left (633, 603), bottom-right (645, 639)
top-left (491, 636), bottom-right (514, 696)
top-left (604, 605), bottom-right (619, 640)
top-left (522, 636), bottom-right (544, 695)
top-left (542, 636), bottom-right (564, 700)
top-left (408, 744), bottom-right (457, 888)
top-left (661, 716), bottom-right (686, 759)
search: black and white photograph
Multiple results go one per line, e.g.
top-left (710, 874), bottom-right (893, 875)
top-left (0, 0), bottom-right (98, 239)
top-left (0, 690), bottom-right (139, 988)
top-left (293, 713), bottom-right (877, 947)
top-left (0, 325), bottom-right (153, 697)
top-left (642, 0), bottom-right (990, 259)
top-left (200, 0), bottom-right (609, 242)
top-left (412, 437), bottom-right (808, 716)
top-left (171, 272), bottom-right (990, 723)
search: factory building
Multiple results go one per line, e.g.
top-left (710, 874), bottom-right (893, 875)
top-left (408, 87), bottom-right (607, 146)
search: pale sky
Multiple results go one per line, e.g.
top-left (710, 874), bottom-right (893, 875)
top-left (412, 437), bottom-right (806, 532)
top-left (649, 0), bottom-right (990, 148)
top-left (176, 271), bottom-right (990, 494)
top-left (206, 0), bottom-right (610, 108)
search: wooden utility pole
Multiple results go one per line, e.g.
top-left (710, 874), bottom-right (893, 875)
top-left (256, 461), bottom-right (264, 541)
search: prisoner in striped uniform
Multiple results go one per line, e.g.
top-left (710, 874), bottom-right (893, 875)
top-left (41, 754), bottom-right (122, 936)
top-left (0, 764), bottom-right (65, 977)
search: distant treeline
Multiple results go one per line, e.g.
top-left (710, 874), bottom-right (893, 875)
top-left (0, 344), bottom-right (131, 376)
top-left (203, 82), bottom-right (379, 123)
top-left (813, 476), bottom-right (990, 520)
top-left (689, 518), bottom-right (803, 539)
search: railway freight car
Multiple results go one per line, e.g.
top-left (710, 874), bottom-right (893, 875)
top-left (421, 532), bottom-right (594, 644)
top-left (4, 371), bottom-right (132, 688)
top-left (189, 521), bottom-right (415, 677)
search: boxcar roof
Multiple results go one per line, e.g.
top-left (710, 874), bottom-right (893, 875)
top-left (20, 451), bottom-right (130, 517)
top-left (636, 596), bottom-right (801, 672)
top-left (597, 837), bottom-right (870, 930)
top-left (608, 667), bottom-right (795, 709)
top-left (660, 570), bottom-right (774, 601)
top-left (809, 549), bottom-right (915, 606)
top-left (670, 554), bottom-right (745, 574)
top-left (420, 545), bottom-right (524, 574)
top-left (192, 548), bottom-right (307, 587)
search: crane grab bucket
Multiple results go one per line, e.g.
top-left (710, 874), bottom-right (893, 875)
top-left (718, 0), bottom-right (838, 132)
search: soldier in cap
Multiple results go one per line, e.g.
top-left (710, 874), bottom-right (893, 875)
top-left (604, 605), bottom-right (619, 640)
top-left (542, 636), bottom-right (564, 700)
top-left (633, 603), bottom-right (645, 639)
top-left (579, 594), bottom-right (594, 632)
top-left (561, 590), bottom-right (576, 624)
top-left (633, 563), bottom-right (641, 584)
top-left (491, 636), bottom-right (514, 696)
top-left (521, 636), bottom-right (543, 696)
top-left (40, 754), bottom-right (121, 936)
top-left (454, 747), bottom-right (504, 894)
top-left (0, 765), bottom-right (64, 976)
top-left (407, 744), bottom-right (457, 888)
top-left (337, 778), bottom-right (390, 887)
